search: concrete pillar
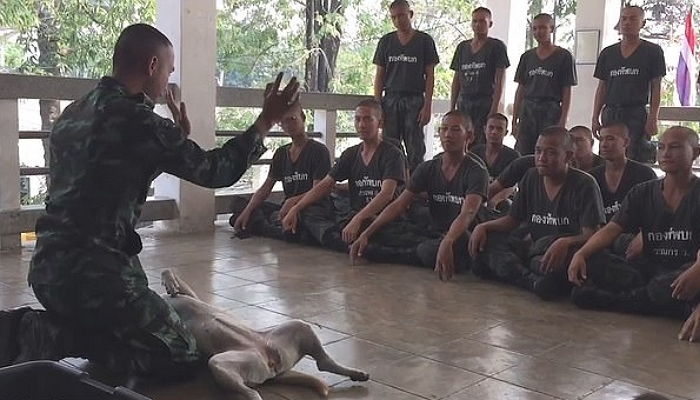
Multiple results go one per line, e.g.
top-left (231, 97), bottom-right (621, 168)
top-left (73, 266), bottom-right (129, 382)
top-left (424, 118), bottom-right (436, 159)
top-left (485, 0), bottom-right (528, 116)
top-left (154, 0), bottom-right (217, 233)
top-left (570, 0), bottom-right (621, 127)
top-left (0, 100), bottom-right (21, 250)
top-left (314, 109), bottom-right (337, 162)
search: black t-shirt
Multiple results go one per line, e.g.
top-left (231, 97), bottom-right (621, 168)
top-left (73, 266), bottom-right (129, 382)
top-left (450, 38), bottom-right (510, 98)
top-left (270, 140), bottom-right (331, 199)
top-left (613, 178), bottom-right (700, 264)
top-left (589, 160), bottom-right (657, 222)
top-left (329, 141), bottom-right (406, 211)
top-left (408, 156), bottom-right (488, 232)
top-left (373, 30), bottom-right (440, 94)
top-left (514, 47), bottom-right (577, 101)
top-left (510, 168), bottom-right (605, 241)
top-left (497, 155), bottom-right (535, 188)
top-left (593, 40), bottom-right (666, 106)
top-left (471, 144), bottom-right (520, 182)
top-left (573, 154), bottom-right (605, 172)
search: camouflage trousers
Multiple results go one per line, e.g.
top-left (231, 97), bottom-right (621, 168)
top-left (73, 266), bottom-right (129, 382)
top-left (574, 252), bottom-right (694, 318)
top-left (359, 210), bottom-right (471, 271)
top-left (299, 193), bottom-right (357, 253)
top-left (457, 95), bottom-right (492, 147)
top-left (472, 232), bottom-right (574, 294)
top-left (29, 242), bottom-right (200, 379)
top-left (228, 195), bottom-right (297, 242)
top-left (515, 99), bottom-right (561, 155)
top-left (601, 105), bottom-right (656, 164)
top-left (381, 93), bottom-right (426, 172)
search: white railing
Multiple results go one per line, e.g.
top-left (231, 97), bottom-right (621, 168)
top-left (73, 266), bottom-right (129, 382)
top-left (1, 72), bottom-right (699, 249)
top-left (0, 73), bottom-right (450, 249)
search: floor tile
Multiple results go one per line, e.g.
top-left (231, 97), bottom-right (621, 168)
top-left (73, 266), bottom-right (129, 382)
top-left (445, 378), bottom-right (559, 400)
top-left (493, 359), bottom-right (613, 400)
top-left (2, 225), bottom-right (698, 400)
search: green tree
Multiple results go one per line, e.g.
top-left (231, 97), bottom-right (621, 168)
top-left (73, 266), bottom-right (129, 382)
top-left (1, 0), bottom-right (155, 205)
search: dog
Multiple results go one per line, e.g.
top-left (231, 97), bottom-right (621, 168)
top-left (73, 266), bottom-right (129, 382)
top-left (160, 269), bottom-right (369, 400)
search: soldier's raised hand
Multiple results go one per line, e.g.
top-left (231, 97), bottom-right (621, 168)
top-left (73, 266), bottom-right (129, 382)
top-left (258, 73), bottom-right (301, 129)
top-left (166, 84), bottom-right (190, 137)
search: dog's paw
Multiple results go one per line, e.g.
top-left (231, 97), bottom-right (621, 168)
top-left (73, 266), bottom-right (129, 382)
top-left (349, 370), bottom-right (369, 382)
top-left (161, 270), bottom-right (181, 297)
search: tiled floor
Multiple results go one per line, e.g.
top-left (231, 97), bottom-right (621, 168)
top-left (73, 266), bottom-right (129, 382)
top-left (1, 222), bottom-right (699, 400)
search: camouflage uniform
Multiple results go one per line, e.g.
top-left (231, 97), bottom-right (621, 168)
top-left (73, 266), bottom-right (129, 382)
top-left (27, 77), bottom-right (266, 377)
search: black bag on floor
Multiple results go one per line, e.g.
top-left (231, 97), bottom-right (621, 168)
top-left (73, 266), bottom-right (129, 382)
top-left (0, 361), bottom-right (150, 400)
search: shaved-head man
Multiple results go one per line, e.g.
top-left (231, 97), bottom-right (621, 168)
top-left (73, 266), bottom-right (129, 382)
top-left (569, 127), bottom-right (700, 342)
top-left (591, 5), bottom-right (666, 163)
top-left (449, 7), bottom-right (510, 147)
top-left (512, 13), bottom-right (577, 155)
top-left (470, 126), bottom-right (605, 300)
top-left (373, 0), bottom-right (440, 171)
top-left (282, 99), bottom-right (407, 253)
top-left (1, 24), bottom-right (301, 378)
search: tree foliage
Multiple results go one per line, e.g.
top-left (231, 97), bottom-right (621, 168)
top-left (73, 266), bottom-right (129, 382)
top-left (0, 0), bottom-right (155, 77)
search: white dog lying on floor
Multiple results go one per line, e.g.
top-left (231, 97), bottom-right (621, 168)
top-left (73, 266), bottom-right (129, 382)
top-left (161, 269), bottom-right (369, 400)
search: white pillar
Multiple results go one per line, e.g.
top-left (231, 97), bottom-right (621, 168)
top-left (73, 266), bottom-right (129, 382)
top-left (314, 109), bottom-right (337, 162)
top-left (570, 0), bottom-right (621, 128)
top-left (0, 100), bottom-right (21, 250)
top-left (424, 118), bottom-right (436, 159)
top-left (485, 0), bottom-right (528, 117)
top-left (154, 0), bottom-right (217, 233)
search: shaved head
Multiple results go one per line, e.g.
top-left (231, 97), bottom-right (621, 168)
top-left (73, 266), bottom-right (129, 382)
top-left (623, 4), bottom-right (645, 18)
top-left (356, 98), bottom-right (383, 119)
top-left (541, 126), bottom-right (574, 151)
top-left (443, 110), bottom-right (473, 130)
top-left (533, 13), bottom-right (555, 29)
top-left (600, 122), bottom-right (630, 138)
top-left (662, 126), bottom-right (699, 147)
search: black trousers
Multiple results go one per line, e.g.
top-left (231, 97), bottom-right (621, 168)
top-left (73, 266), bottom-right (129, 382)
top-left (382, 93), bottom-right (426, 172)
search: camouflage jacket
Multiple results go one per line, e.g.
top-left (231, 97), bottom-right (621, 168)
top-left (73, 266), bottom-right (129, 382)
top-left (31, 77), bottom-right (265, 277)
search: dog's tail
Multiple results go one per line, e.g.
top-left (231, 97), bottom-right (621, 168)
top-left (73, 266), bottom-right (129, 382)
top-left (270, 370), bottom-right (329, 397)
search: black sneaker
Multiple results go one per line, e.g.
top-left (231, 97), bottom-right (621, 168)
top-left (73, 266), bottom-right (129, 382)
top-left (570, 286), bottom-right (616, 310)
top-left (0, 306), bottom-right (33, 367)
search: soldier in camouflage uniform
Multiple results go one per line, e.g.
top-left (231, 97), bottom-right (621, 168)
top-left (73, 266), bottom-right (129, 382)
top-left (0, 24), bottom-right (300, 379)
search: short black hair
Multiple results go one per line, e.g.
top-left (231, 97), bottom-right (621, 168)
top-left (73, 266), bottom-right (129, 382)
top-left (389, 0), bottom-right (410, 10)
top-left (472, 7), bottom-right (492, 18)
top-left (442, 110), bottom-right (473, 129)
top-left (486, 112), bottom-right (508, 125)
top-left (663, 125), bottom-right (699, 147)
top-left (600, 122), bottom-right (630, 137)
top-left (623, 4), bottom-right (645, 17)
top-left (540, 126), bottom-right (573, 151)
top-left (569, 125), bottom-right (594, 140)
top-left (533, 13), bottom-right (555, 29)
top-left (356, 98), bottom-right (383, 119)
top-left (113, 24), bottom-right (172, 73)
